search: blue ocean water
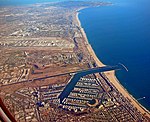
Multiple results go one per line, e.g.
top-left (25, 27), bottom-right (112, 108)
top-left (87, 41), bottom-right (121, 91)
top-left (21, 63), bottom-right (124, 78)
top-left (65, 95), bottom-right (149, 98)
top-left (79, 0), bottom-right (150, 110)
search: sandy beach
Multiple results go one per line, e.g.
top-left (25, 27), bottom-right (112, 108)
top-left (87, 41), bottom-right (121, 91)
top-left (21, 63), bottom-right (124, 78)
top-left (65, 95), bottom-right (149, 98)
top-left (76, 10), bottom-right (150, 118)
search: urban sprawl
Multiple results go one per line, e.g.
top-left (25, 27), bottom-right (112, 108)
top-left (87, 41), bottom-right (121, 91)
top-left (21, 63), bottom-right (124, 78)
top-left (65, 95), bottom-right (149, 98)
top-left (0, 1), bottom-right (149, 122)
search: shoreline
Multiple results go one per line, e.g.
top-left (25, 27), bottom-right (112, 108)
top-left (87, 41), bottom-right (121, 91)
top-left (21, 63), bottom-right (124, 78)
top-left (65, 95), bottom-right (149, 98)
top-left (76, 8), bottom-right (150, 117)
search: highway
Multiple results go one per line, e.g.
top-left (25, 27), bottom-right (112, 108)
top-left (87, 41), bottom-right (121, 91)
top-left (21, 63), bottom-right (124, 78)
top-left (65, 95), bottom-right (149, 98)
top-left (1, 64), bottom-right (125, 87)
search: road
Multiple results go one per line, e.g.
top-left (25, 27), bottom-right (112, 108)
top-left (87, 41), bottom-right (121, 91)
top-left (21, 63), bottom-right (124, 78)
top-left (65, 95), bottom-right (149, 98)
top-left (1, 64), bottom-right (123, 87)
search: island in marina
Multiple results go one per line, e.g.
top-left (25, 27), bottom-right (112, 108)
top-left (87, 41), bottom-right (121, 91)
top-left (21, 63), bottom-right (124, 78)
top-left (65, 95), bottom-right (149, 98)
top-left (0, 1), bottom-right (149, 122)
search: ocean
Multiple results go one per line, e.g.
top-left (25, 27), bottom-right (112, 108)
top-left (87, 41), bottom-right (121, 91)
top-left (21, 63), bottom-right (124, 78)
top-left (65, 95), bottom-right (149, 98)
top-left (0, 0), bottom-right (150, 110)
top-left (79, 0), bottom-right (150, 110)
